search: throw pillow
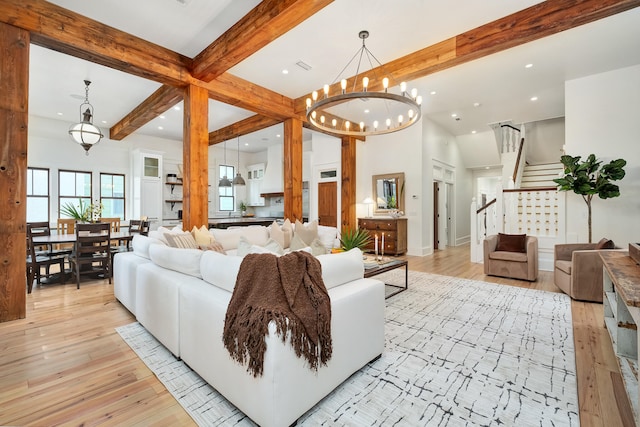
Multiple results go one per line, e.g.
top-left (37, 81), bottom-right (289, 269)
top-left (191, 225), bottom-right (212, 246)
top-left (164, 232), bottom-right (199, 249)
top-left (290, 234), bottom-right (327, 256)
top-left (294, 219), bottom-right (318, 246)
top-left (595, 238), bottom-right (615, 249)
top-left (202, 240), bottom-right (226, 254)
top-left (236, 236), bottom-right (284, 257)
top-left (495, 233), bottom-right (527, 253)
top-left (269, 220), bottom-right (292, 249)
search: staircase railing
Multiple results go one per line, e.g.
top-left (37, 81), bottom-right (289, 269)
top-left (503, 187), bottom-right (562, 237)
top-left (470, 194), bottom-right (502, 263)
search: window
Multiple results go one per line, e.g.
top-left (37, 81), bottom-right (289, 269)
top-left (59, 170), bottom-right (92, 218)
top-left (27, 167), bottom-right (50, 222)
top-left (219, 164), bottom-right (235, 211)
top-left (100, 173), bottom-right (125, 220)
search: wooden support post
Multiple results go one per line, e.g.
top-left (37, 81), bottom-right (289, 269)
top-left (182, 84), bottom-right (209, 231)
top-left (341, 136), bottom-right (357, 231)
top-left (0, 23), bottom-right (29, 322)
top-left (283, 118), bottom-right (303, 222)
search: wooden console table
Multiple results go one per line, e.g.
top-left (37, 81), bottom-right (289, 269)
top-left (358, 217), bottom-right (407, 255)
top-left (601, 250), bottom-right (640, 424)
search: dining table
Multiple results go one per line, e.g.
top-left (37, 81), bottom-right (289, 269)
top-left (33, 231), bottom-right (135, 248)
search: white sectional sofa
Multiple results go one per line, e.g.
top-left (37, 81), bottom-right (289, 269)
top-left (113, 227), bottom-right (385, 427)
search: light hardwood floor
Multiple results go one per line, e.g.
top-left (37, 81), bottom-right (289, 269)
top-left (0, 245), bottom-right (633, 426)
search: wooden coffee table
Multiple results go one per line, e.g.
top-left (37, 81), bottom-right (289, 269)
top-left (363, 258), bottom-right (408, 299)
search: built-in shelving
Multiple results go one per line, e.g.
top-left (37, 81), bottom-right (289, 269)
top-left (166, 181), bottom-right (182, 194)
top-left (165, 199), bottom-right (182, 210)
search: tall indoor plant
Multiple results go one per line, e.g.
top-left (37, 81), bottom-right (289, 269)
top-left (553, 154), bottom-right (626, 243)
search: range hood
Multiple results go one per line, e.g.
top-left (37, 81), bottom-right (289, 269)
top-left (260, 143), bottom-right (284, 197)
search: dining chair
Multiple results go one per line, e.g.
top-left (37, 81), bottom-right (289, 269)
top-left (26, 224), bottom-right (67, 293)
top-left (129, 219), bottom-right (150, 236)
top-left (56, 218), bottom-right (76, 252)
top-left (69, 222), bottom-right (111, 289)
top-left (99, 217), bottom-right (121, 233)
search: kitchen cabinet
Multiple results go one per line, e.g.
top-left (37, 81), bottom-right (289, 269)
top-left (247, 163), bottom-right (265, 207)
top-left (131, 149), bottom-right (163, 230)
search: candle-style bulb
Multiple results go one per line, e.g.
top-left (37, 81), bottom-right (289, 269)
top-left (408, 109), bottom-right (414, 119)
top-left (312, 90), bottom-right (318, 101)
top-left (341, 79), bottom-right (347, 93)
top-left (359, 121), bottom-right (365, 131)
top-left (320, 115), bottom-right (325, 124)
top-left (373, 120), bottom-right (379, 130)
top-left (416, 95), bottom-right (423, 105)
top-left (362, 76), bottom-right (369, 91)
top-left (386, 118), bottom-right (391, 128)
top-left (382, 77), bottom-right (389, 91)
top-left (345, 121), bottom-right (350, 130)
top-left (306, 98), bottom-right (311, 108)
top-left (398, 114), bottom-right (403, 124)
top-left (400, 82), bottom-right (407, 94)
top-left (323, 84), bottom-right (329, 97)
top-left (311, 111), bottom-right (317, 119)
top-left (411, 88), bottom-right (418, 99)
top-left (332, 118), bottom-right (337, 128)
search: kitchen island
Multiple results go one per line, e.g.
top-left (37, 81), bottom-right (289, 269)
top-left (208, 217), bottom-right (280, 229)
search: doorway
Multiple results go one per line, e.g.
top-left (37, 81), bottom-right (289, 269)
top-left (317, 181), bottom-right (337, 227)
top-left (432, 162), bottom-right (455, 251)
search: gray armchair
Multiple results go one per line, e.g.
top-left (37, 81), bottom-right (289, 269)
top-left (484, 234), bottom-right (538, 281)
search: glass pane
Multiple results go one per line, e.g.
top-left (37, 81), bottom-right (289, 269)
top-left (220, 196), bottom-right (234, 211)
top-left (59, 172), bottom-right (76, 196)
top-left (101, 199), bottom-right (125, 220)
top-left (113, 176), bottom-right (125, 197)
top-left (78, 173), bottom-right (91, 197)
top-left (101, 174), bottom-right (113, 197)
top-left (32, 169), bottom-right (49, 196)
top-left (60, 197), bottom-right (91, 218)
top-left (27, 169), bottom-right (33, 195)
top-left (27, 197), bottom-right (48, 222)
top-left (144, 157), bottom-right (159, 177)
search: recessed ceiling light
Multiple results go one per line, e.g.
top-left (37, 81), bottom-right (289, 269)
top-left (473, 102), bottom-right (481, 107)
top-left (276, 134), bottom-right (281, 138)
top-left (471, 130), bottom-right (477, 134)
top-left (160, 115), bottom-right (166, 119)
top-left (244, 143), bottom-right (249, 146)
top-left (282, 69), bottom-right (289, 74)
top-left (57, 112), bottom-right (63, 116)
top-left (525, 63), bottom-right (533, 68)
top-left (485, 166), bottom-right (490, 170)
top-left (451, 113), bottom-right (457, 118)
top-left (364, 109), bottom-right (370, 113)
top-left (430, 91), bottom-right (436, 95)
top-left (530, 96), bottom-right (538, 101)
top-left (173, 106), bottom-right (180, 111)
top-left (158, 126), bottom-right (164, 130)
top-left (101, 120), bottom-right (107, 124)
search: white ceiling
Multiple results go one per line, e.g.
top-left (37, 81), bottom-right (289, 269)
top-left (28, 1), bottom-right (640, 154)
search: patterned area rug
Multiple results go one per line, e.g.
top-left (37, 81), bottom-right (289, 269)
top-left (116, 271), bottom-right (579, 426)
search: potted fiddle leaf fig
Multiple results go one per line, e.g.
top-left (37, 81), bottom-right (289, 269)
top-left (553, 154), bottom-right (626, 243)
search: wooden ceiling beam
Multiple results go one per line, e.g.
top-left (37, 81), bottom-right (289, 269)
top-left (192, 0), bottom-right (334, 82)
top-left (293, 0), bottom-right (640, 114)
top-left (208, 115), bottom-right (281, 146)
top-left (109, 85), bottom-right (184, 141)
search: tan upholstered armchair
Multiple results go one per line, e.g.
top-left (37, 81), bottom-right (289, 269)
top-left (484, 234), bottom-right (538, 281)
top-left (553, 243), bottom-right (610, 303)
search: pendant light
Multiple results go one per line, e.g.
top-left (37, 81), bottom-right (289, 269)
top-left (232, 136), bottom-right (246, 186)
top-left (219, 140), bottom-right (232, 187)
top-left (68, 80), bottom-right (104, 155)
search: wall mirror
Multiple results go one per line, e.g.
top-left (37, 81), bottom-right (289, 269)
top-left (372, 172), bottom-right (405, 214)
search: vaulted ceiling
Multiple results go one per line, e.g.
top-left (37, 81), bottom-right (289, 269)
top-left (15, 0), bottom-right (640, 153)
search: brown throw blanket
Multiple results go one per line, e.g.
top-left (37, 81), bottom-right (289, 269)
top-left (223, 251), bottom-right (332, 377)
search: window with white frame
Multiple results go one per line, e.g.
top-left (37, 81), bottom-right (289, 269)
top-left (58, 169), bottom-right (92, 218)
top-left (100, 173), bottom-right (125, 220)
top-left (219, 164), bottom-right (235, 211)
top-left (27, 167), bottom-right (50, 222)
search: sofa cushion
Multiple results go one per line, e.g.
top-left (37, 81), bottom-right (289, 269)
top-left (200, 250), bottom-right (243, 293)
top-left (489, 251), bottom-right (528, 262)
top-left (495, 233), bottom-right (527, 253)
top-left (595, 238), bottom-right (615, 249)
top-left (164, 232), bottom-right (199, 249)
top-left (210, 225), bottom-right (269, 251)
top-left (149, 225), bottom-right (183, 245)
top-left (290, 234), bottom-right (327, 256)
top-left (555, 259), bottom-right (572, 275)
top-left (316, 248), bottom-right (364, 289)
top-left (132, 234), bottom-right (166, 259)
top-left (236, 236), bottom-right (284, 257)
top-left (149, 244), bottom-right (203, 278)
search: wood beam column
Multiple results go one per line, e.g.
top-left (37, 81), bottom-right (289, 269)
top-left (0, 23), bottom-right (29, 322)
top-left (283, 118), bottom-right (302, 222)
top-left (341, 136), bottom-right (357, 231)
top-left (182, 84), bottom-right (209, 230)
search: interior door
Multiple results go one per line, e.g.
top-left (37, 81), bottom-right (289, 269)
top-left (318, 182), bottom-right (337, 227)
top-left (433, 181), bottom-right (439, 250)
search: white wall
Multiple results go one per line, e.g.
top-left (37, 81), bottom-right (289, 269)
top-left (564, 64), bottom-right (640, 245)
top-left (27, 115), bottom-right (255, 222)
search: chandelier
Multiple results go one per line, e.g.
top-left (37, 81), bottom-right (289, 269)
top-left (306, 31), bottom-right (422, 137)
top-left (68, 80), bottom-right (104, 155)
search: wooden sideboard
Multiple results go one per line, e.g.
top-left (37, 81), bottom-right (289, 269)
top-left (358, 217), bottom-right (407, 256)
top-left (601, 250), bottom-right (640, 425)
